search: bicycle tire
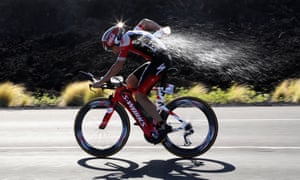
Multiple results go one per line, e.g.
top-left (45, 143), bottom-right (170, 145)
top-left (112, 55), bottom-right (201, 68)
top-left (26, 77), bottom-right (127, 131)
top-left (74, 98), bottom-right (130, 157)
top-left (161, 96), bottom-right (218, 158)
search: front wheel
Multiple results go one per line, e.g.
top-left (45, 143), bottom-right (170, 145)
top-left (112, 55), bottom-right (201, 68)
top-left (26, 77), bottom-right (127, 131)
top-left (160, 97), bottom-right (218, 158)
top-left (74, 98), bottom-right (130, 157)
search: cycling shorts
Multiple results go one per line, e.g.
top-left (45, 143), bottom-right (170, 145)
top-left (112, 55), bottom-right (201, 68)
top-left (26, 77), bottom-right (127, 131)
top-left (133, 51), bottom-right (172, 94)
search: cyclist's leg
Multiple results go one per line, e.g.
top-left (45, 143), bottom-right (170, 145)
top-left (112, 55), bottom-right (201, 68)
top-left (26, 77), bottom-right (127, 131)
top-left (126, 62), bottom-right (150, 90)
top-left (135, 75), bottom-right (162, 125)
top-left (136, 52), bottom-right (172, 128)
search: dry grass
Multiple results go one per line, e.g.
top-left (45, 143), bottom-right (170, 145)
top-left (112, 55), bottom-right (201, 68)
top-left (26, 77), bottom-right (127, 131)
top-left (188, 83), bottom-right (208, 96)
top-left (272, 79), bottom-right (300, 103)
top-left (59, 81), bottom-right (89, 106)
top-left (59, 81), bottom-right (112, 106)
top-left (227, 84), bottom-right (254, 103)
top-left (0, 82), bottom-right (33, 107)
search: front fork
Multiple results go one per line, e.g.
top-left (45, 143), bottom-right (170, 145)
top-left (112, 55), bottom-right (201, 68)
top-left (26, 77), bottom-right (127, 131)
top-left (99, 106), bottom-right (114, 129)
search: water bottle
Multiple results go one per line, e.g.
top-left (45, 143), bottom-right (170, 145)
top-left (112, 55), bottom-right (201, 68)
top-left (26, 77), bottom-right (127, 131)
top-left (153, 26), bottom-right (171, 39)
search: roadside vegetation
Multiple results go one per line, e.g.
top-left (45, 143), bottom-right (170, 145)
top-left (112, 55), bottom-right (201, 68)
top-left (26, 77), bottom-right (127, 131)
top-left (59, 81), bottom-right (112, 106)
top-left (0, 79), bottom-right (299, 107)
top-left (271, 79), bottom-right (300, 103)
top-left (0, 82), bottom-right (33, 107)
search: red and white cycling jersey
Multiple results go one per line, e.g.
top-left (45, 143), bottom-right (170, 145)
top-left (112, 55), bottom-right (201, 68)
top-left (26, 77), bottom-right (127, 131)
top-left (117, 28), bottom-right (167, 61)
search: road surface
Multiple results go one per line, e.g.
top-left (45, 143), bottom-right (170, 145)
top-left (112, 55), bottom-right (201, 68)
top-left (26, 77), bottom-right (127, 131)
top-left (0, 106), bottom-right (299, 180)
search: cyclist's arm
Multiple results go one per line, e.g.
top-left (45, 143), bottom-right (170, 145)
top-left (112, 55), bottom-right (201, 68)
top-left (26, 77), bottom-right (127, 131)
top-left (92, 60), bottom-right (126, 87)
top-left (135, 18), bottom-right (161, 32)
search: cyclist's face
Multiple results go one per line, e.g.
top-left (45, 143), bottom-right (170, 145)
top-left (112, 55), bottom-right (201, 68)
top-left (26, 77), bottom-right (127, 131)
top-left (112, 45), bottom-right (120, 54)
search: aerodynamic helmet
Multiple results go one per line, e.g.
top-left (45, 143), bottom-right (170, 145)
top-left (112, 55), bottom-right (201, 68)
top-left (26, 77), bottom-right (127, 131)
top-left (101, 24), bottom-right (125, 51)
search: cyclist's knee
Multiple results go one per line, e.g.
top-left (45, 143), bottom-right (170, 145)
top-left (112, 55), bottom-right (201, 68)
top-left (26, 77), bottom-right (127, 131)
top-left (136, 91), bottom-right (146, 100)
top-left (126, 74), bottom-right (138, 89)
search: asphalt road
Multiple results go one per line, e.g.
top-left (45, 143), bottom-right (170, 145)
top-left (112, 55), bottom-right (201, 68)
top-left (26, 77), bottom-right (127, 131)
top-left (0, 106), bottom-right (299, 180)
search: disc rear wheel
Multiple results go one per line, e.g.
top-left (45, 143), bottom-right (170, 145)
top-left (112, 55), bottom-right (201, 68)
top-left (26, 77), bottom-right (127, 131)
top-left (161, 97), bottom-right (218, 158)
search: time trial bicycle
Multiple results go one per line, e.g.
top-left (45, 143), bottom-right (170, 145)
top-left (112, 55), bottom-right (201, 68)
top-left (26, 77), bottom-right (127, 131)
top-left (74, 70), bottom-right (218, 158)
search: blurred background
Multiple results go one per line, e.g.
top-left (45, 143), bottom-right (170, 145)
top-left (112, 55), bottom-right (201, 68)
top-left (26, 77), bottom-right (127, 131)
top-left (0, 0), bottom-right (299, 96)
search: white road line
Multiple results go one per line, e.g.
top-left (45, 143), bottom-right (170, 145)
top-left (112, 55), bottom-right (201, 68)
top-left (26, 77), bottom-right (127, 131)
top-left (219, 119), bottom-right (299, 121)
top-left (0, 146), bottom-right (300, 150)
top-left (0, 146), bottom-right (79, 150)
top-left (213, 146), bottom-right (300, 150)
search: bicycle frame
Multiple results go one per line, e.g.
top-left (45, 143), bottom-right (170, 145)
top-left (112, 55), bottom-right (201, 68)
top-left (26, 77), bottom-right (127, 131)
top-left (99, 85), bottom-right (155, 139)
top-left (98, 83), bottom-right (189, 140)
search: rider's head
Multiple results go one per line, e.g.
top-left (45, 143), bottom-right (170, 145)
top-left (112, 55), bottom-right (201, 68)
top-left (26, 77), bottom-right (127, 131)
top-left (101, 24), bottom-right (125, 52)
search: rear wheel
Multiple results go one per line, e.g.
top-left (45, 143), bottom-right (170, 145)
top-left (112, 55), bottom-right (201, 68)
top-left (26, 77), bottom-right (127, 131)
top-left (74, 98), bottom-right (130, 157)
top-left (161, 97), bottom-right (218, 158)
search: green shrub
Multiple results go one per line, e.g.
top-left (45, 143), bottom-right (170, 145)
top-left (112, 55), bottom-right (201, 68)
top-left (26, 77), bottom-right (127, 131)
top-left (33, 93), bottom-right (60, 106)
top-left (205, 86), bottom-right (229, 104)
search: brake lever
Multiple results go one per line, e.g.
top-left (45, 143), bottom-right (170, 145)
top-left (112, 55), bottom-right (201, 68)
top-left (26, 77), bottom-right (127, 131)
top-left (79, 71), bottom-right (97, 83)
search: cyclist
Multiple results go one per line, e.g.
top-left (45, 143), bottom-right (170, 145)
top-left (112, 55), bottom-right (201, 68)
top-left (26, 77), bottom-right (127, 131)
top-left (93, 18), bottom-right (172, 142)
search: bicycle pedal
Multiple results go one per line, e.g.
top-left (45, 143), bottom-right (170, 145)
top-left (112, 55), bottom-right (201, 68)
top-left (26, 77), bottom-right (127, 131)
top-left (166, 124), bottom-right (173, 133)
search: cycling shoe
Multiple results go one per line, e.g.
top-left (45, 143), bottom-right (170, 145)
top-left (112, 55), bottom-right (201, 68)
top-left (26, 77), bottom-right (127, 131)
top-left (144, 124), bottom-right (173, 145)
top-left (155, 124), bottom-right (173, 143)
